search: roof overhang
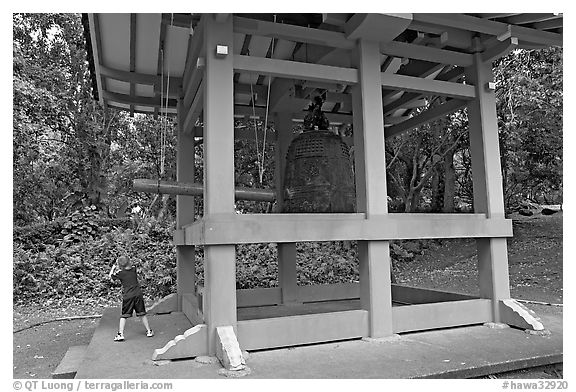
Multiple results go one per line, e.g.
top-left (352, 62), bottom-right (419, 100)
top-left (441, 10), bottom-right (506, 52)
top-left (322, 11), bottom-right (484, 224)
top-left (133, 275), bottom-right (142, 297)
top-left (85, 13), bottom-right (562, 124)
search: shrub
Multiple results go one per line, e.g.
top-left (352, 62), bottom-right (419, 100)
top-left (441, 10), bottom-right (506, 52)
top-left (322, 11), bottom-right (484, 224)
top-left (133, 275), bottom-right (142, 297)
top-left (13, 217), bottom-right (176, 305)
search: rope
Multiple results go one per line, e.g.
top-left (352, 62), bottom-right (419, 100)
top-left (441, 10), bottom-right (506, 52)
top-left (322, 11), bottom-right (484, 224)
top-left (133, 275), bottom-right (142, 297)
top-left (257, 15), bottom-right (276, 184)
top-left (160, 48), bottom-right (166, 177)
top-left (13, 314), bottom-right (103, 334)
top-left (516, 299), bottom-right (563, 307)
top-left (249, 79), bottom-right (261, 181)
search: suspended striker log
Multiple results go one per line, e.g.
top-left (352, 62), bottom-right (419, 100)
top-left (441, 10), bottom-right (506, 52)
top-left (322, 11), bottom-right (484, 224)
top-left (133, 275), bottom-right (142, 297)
top-left (133, 179), bottom-right (276, 202)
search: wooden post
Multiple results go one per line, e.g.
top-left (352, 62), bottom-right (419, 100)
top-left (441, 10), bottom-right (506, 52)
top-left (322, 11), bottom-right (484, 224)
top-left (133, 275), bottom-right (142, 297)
top-left (274, 112), bottom-right (299, 305)
top-left (176, 99), bottom-right (196, 314)
top-left (202, 14), bottom-right (238, 354)
top-left (351, 39), bottom-right (394, 337)
top-left (466, 48), bottom-right (511, 322)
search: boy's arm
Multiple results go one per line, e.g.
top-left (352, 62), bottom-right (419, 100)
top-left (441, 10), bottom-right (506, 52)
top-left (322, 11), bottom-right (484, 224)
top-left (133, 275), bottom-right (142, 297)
top-left (108, 265), bottom-right (118, 279)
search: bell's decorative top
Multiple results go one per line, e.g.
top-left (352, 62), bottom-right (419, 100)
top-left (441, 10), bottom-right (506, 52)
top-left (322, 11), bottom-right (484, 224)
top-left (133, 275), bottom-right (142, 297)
top-left (303, 96), bottom-right (330, 131)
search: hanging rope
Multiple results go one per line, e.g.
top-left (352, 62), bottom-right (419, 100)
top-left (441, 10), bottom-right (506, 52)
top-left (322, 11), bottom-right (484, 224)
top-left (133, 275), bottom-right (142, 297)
top-left (159, 14), bottom-right (174, 178)
top-left (256, 14), bottom-right (276, 184)
top-left (249, 78), bottom-right (261, 183)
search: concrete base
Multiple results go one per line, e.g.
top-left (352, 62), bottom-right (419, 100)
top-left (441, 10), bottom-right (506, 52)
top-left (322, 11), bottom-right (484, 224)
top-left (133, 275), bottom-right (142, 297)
top-left (74, 305), bottom-right (562, 379)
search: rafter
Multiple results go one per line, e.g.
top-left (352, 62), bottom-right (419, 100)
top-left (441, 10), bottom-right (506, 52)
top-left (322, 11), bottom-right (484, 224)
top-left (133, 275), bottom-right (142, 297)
top-left (155, 14), bottom-right (168, 105)
top-left (385, 98), bottom-right (467, 138)
top-left (182, 18), bottom-right (204, 90)
top-left (102, 90), bottom-right (177, 108)
top-left (183, 80), bottom-right (204, 134)
top-left (380, 40), bottom-right (473, 67)
top-left (411, 13), bottom-right (562, 47)
top-left (88, 14), bottom-right (106, 108)
top-left (531, 18), bottom-right (563, 31)
top-left (98, 65), bottom-right (181, 97)
top-left (233, 16), bottom-right (354, 50)
top-left (383, 66), bottom-right (466, 116)
top-left (234, 55), bottom-right (358, 85)
top-left (504, 13), bottom-right (557, 25)
top-left (256, 37), bottom-right (279, 85)
top-left (381, 73), bottom-right (474, 100)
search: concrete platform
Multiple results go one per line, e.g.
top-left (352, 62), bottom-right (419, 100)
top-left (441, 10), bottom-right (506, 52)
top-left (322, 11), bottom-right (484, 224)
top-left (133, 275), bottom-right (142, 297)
top-left (52, 345), bottom-right (88, 379)
top-left (74, 304), bottom-right (562, 379)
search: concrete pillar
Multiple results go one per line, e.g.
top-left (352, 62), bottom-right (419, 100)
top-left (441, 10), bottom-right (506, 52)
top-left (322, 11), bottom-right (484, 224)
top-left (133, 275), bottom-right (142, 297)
top-left (202, 13), bottom-right (238, 353)
top-left (351, 39), bottom-right (393, 337)
top-left (466, 50), bottom-right (511, 322)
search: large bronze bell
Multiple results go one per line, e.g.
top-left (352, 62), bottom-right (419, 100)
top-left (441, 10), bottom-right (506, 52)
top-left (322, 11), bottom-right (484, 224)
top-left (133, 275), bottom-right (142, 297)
top-left (282, 97), bottom-right (356, 213)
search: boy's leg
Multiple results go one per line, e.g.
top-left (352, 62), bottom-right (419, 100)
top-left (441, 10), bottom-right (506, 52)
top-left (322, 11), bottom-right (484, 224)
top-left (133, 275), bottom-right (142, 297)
top-left (119, 317), bottom-right (126, 334)
top-left (134, 295), bottom-right (152, 333)
top-left (140, 315), bottom-right (151, 331)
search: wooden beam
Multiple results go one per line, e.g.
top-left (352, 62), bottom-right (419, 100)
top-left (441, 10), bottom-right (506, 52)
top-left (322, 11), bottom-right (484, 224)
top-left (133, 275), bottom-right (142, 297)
top-left (473, 13), bottom-right (520, 19)
top-left (87, 14), bottom-right (106, 106)
top-left (274, 112), bottom-right (299, 305)
top-left (237, 310), bottom-right (368, 351)
top-left (101, 90), bottom-right (177, 108)
top-left (343, 13), bottom-right (412, 42)
top-left (467, 52), bottom-right (512, 322)
top-left (161, 13), bottom-right (201, 29)
top-left (98, 66), bottom-right (181, 97)
top-left (322, 13), bottom-right (352, 26)
top-left (325, 91), bottom-right (352, 107)
top-left (380, 40), bottom-right (473, 67)
top-left (482, 37), bottom-right (519, 63)
top-left (183, 79), bottom-right (203, 134)
top-left (233, 55), bottom-right (358, 85)
top-left (383, 66), bottom-right (466, 116)
top-left (382, 61), bottom-right (446, 100)
top-left (504, 13), bottom-right (557, 25)
top-left (353, 40), bottom-right (393, 340)
top-left (184, 213), bottom-right (513, 245)
top-left (176, 99), bottom-right (197, 313)
top-left (105, 102), bottom-right (163, 116)
top-left (392, 299), bottom-right (492, 333)
top-left (202, 14), bottom-right (237, 356)
top-left (406, 21), bottom-right (473, 50)
top-left (236, 283), bottom-right (361, 308)
top-left (235, 82), bottom-right (267, 103)
top-left (381, 73), bottom-right (475, 100)
top-left (391, 284), bottom-right (477, 305)
top-left (385, 99), bottom-right (467, 138)
top-left (155, 14), bottom-right (168, 99)
top-left (531, 18), bottom-right (563, 31)
top-left (182, 19), bottom-right (204, 90)
top-left (237, 288), bottom-right (281, 308)
top-left (411, 13), bottom-right (562, 47)
top-left (233, 15), bottom-right (354, 50)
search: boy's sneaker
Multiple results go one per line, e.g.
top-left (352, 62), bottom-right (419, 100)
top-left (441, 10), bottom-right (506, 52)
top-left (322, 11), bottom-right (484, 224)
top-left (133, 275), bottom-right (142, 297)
top-left (114, 332), bottom-right (125, 342)
top-left (146, 330), bottom-right (155, 337)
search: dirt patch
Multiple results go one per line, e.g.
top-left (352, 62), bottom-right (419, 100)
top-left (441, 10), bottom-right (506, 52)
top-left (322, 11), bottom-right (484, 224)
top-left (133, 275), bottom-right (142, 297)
top-left (395, 212), bottom-right (563, 304)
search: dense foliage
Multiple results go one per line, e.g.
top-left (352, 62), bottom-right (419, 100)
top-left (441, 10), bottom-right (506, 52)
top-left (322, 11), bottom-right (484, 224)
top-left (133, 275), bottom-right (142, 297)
top-left (13, 14), bottom-right (562, 305)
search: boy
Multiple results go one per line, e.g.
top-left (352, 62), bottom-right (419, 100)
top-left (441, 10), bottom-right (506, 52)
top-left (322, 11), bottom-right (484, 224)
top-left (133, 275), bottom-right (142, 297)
top-left (109, 256), bottom-right (154, 341)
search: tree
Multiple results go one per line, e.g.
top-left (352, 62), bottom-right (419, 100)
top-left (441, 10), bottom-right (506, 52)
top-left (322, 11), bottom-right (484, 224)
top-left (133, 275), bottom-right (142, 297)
top-left (13, 13), bottom-right (114, 224)
top-left (494, 47), bottom-right (563, 209)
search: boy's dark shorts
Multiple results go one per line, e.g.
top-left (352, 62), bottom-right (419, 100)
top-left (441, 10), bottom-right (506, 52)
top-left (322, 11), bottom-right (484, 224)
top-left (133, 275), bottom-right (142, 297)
top-left (121, 295), bottom-right (147, 318)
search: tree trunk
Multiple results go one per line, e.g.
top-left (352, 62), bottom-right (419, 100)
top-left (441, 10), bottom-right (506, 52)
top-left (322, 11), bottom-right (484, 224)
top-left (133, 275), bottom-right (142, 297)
top-left (431, 165), bottom-right (444, 212)
top-left (443, 149), bottom-right (456, 212)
